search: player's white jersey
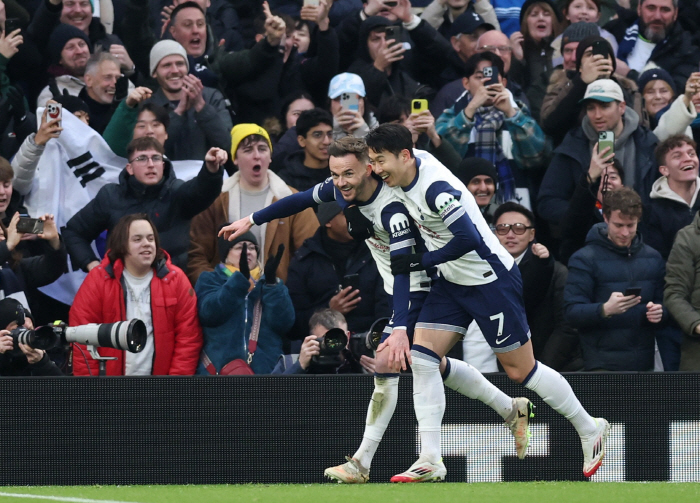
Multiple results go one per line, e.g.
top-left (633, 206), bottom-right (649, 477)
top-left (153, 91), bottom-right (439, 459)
top-left (312, 177), bottom-right (430, 296)
top-left (390, 149), bottom-right (515, 286)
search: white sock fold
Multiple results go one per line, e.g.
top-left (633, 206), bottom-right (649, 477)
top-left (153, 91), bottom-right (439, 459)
top-left (411, 348), bottom-right (444, 463)
top-left (353, 376), bottom-right (399, 469)
top-left (524, 361), bottom-right (597, 438)
top-left (443, 357), bottom-right (513, 419)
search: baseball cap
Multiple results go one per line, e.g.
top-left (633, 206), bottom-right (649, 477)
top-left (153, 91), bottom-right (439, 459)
top-left (579, 79), bottom-right (624, 104)
top-left (448, 10), bottom-right (495, 39)
top-left (328, 73), bottom-right (366, 99)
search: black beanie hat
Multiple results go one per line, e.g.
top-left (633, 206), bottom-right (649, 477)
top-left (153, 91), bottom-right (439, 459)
top-left (49, 23), bottom-right (92, 65)
top-left (217, 228), bottom-right (259, 263)
top-left (452, 157), bottom-right (499, 187)
top-left (0, 298), bottom-right (25, 331)
top-left (575, 36), bottom-right (616, 73)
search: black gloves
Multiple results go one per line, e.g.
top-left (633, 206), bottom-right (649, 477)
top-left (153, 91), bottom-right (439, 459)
top-left (239, 242), bottom-right (250, 279)
top-left (264, 244), bottom-right (285, 284)
top-left (390, 253), bottom-right (426, 275)
top-left (343, 205), bottom-right (374, 241)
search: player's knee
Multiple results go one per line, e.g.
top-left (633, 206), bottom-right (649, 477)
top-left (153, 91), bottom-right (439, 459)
top-left (504, 365), bottom-right (528, 384)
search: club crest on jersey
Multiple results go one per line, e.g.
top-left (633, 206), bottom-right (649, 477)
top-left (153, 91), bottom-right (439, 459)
top-left (436, 192), bottom-right (460, 217)
top-left (389, 213), bottom-right (411, 238)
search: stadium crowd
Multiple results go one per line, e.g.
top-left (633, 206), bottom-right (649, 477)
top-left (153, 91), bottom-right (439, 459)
top-left (2, 0), bottom-right (700, 378)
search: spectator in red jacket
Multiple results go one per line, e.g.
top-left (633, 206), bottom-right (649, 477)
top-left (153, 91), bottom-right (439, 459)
top-left (69, 213), bottom-right (203, 376)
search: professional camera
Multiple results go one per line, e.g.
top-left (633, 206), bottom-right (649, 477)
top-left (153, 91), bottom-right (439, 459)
top-left (310, 327), bottom-right (348, 371)
top-left (349, 317), bottom-right (390, 359)
top-left (10, 320), bottom-right (147, 354)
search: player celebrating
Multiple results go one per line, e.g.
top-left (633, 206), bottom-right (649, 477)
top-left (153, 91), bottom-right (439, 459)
top-left (220, 137), bottom-right (533, 483)
top-left (364, 123), bottom-right (610, 482)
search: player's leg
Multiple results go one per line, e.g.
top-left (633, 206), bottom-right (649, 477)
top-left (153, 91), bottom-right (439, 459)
top-left (324, 344), bottom-right (397, 483)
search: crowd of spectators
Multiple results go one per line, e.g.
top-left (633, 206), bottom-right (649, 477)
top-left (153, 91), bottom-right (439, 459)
top-left (2, 0), bottom-right (700, 375)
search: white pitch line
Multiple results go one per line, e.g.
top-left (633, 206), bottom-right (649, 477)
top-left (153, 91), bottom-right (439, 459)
top-left (0, 492), bottom-right (144, 503)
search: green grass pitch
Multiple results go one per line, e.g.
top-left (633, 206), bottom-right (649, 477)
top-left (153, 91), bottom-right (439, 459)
top-left (1, 483), bottom-right (699, 503)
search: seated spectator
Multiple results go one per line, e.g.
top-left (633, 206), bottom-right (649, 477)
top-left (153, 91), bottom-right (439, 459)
top-left (421, 0), bottom-right (500, 39)
top-left (604, 0), bottom-right (700, 91)
top-left (540, 36), bottom-right (644, 146)
top-left (63, 137), bottom-right (226, 272)
top-left (328, 73), bottom-right (378, 141)
top-left (494, 202), bottom-right (581, 371)
top-left (436, 51), bottom-right (549, 206)
top-left (550, 0), bottom-right (617, 67)
top-left (559, 158), bottom-right (623, 266)
top-left (538, 79), bottom-right (658, 227)
top-left (638, 68), bottom-right (700, 141)
top-left (0, 298), bottom-right (63, 376)
top-left (146, 40), bottom-right (232, 161)
top-left (70, 213), bottom-right (202, 376)
top-left (664, 210), bottom-right (700, 370)
top-left (195, 231), bottom-right (293, 374)
top-left (272, 308), bottom-right (373, 374)
top-left (285, 201), bottom-right (391, 340)
top-left (508, 0), bottom-right (564, 121)
top-left (77, 52), bottom-right (123, 134)
top-left (642, 134), bottom-right (700, 261)
top-left (564, 187), bottom-right (666, 371)
top-left (188, 124), bottom-right (318, 285)
top-left (275, 108), bottom-right (334, 192)
top-left (451, 157), bottom-right (500, 225)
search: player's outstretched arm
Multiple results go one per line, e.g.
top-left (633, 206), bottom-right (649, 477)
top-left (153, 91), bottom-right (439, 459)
top-left (218, 216), bottom-right (252, 241)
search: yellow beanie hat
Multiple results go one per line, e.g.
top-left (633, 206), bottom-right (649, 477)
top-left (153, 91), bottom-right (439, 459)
top-left (230, 124), bottom-right (272, 160)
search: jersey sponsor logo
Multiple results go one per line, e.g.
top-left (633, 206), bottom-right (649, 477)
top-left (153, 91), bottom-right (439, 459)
top-left (415, 222), bottom-right (441, 239)
top-left (435, 192), bottom-right (460, 218)
top-left (367, 238), bottom-right (390, 252)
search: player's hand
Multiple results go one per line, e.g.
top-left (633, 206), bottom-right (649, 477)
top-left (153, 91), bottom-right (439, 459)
top-left (219, 216), bottom-right (254, 241)
top-left (343, 205), bottom-right (374, 241)
top-left (377, 328), bottom-right (412, 371)
top-left (329, 287), bottom-right (361, 314)
top-left (646, 302), bottom-right (663, 324)
top-left (602, 291), bottom-right (641, 317)
top-left (390, 253), bottom-right (425, 275)
top-left (299, 335), bottom-right (320, 370)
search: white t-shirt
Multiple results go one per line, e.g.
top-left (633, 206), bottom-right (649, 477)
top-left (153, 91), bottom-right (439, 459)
top-left (627, 37), bottom-right (656, 73)
top-left (123, 269), bottom-right (155, 375)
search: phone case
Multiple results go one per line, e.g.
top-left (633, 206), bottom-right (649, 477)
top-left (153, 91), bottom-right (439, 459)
top-left (340, 93), bottom-right (359, 112)
top-left (412, 99), bottom-right (428, 114)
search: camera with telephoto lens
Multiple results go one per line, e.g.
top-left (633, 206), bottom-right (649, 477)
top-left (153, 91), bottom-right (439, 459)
top-left (310, 327), bottom-right (348, 371)
top-left (349, 317), bottom-right (390, 359)
top-left (10, 320), bottom-right (147, 354)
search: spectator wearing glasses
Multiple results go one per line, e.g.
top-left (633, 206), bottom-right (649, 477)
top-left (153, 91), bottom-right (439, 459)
top-left (493, 202), bottom-right (582, 371)
top-left (63, 137), bottom-right (226, 273)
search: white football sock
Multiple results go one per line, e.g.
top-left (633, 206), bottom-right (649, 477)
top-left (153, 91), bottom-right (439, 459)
top-left (443, 358), bottom-right (513, 419)
top-left (353, 376), bottom-right (399, 469)
top-left (411, 347), bottom-right (444, 464)
top-left (524, 361), bottom-right (597, 438)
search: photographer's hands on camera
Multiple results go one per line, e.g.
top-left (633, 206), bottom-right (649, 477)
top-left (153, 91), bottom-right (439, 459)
top-left (0, 331), bottom-right (45, 364)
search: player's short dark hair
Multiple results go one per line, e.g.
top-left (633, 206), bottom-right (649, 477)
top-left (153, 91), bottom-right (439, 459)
top-left (655, 134), bottom-right (697, 167)
top-left (126, 137), bottom-right (165, 159)
top-left (309, 308), bottom-right (347, 332)
top-left (296, 108), bottom-right (333, 138)
top-left (137, 102), bottom-right (170, 130)
top-left (377, 95), bottom-right (411, 124)
top-left (365, 123), bottom-right (414, 158)
top-left (0, 156), bottom-right (13, 183)
top-left (602, 186), bottom-right (643, 219)
top-left (107, 213), bottom-right (164, 264)
top-left (463, 51), bottom-right (505, 79)
top-left (328, 136), bottom-right (370, 164)
top-left (493, 202), bottom-right (535, 227)
top-left (170, 1), bottom-right (205, 24)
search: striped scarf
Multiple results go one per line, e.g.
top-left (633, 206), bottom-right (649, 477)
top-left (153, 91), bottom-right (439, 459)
top-left (472, 100), bottom-right (515, 202)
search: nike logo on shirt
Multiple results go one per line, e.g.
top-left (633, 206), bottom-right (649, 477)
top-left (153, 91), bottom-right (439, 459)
top-left (495, 334), bottom-right (511, 345)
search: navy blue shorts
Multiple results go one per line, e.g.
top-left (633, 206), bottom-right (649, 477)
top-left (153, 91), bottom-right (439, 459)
top-left (381, 291), bottom-right (429, 345)
top-left (415, 268), bottom-right (531, 353)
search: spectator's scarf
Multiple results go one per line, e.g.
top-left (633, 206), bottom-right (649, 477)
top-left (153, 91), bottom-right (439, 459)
top-left (617, 21), bottom-right (640, 63)
top-left (471, 97), bottom-right (516, 202)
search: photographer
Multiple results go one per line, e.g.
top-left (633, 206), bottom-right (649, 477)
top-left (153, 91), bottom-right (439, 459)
top-left (0, 298), bottom-right (63, 376)
top-left (272, 308), bottom-right (375, 374)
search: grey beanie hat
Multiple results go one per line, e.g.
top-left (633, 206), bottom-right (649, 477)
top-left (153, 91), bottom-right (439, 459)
top-left (561, 22), bottom-right (600, 52)
top-left (149, 40), bottom-right (189, 76)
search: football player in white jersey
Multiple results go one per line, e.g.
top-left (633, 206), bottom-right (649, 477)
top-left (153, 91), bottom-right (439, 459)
top-left (365, 123), bottom-right (610, 482)
top-left (220, 137), bottom-right (533, 482)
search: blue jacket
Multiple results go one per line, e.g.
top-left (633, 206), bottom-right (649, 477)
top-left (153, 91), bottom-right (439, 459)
top-left (195, 266), bottom-right (295, 375)
top-left (564, 223), bottom-right (666, 371)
